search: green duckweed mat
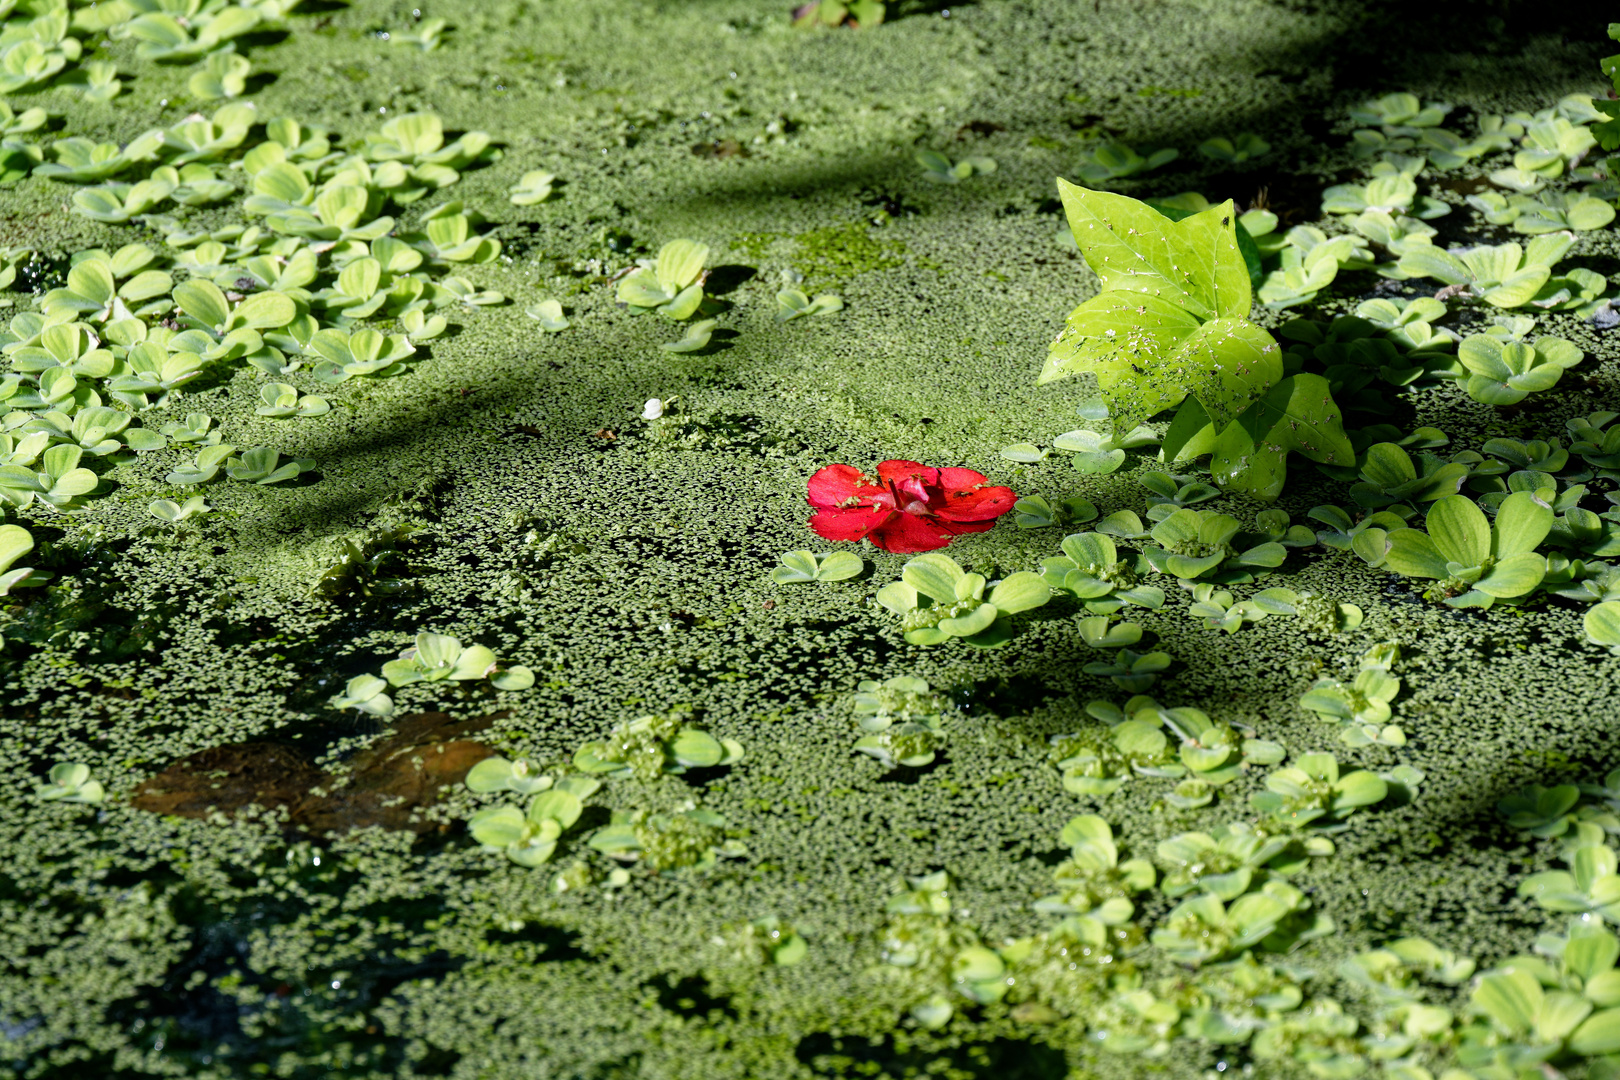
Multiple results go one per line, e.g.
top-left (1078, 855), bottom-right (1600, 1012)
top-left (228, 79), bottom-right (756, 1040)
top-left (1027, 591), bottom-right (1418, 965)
top-left (5, 0), bottom-right (1620, 1077)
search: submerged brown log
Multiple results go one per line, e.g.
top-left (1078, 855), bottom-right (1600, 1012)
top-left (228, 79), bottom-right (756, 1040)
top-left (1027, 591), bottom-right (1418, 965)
top-left (129, 712), bottom-right (500, 837)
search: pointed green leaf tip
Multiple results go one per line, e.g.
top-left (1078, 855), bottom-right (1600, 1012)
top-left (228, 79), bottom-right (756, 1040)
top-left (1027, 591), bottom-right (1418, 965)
top-left (1209, 373), bottom-right (1355, 500)
top-left (1043, 180), bottom-right (1282, 434)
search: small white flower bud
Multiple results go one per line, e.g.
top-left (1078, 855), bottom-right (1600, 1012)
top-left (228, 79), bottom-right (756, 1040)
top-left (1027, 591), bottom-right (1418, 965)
top-left (642, 398), bottom-right (664, 420)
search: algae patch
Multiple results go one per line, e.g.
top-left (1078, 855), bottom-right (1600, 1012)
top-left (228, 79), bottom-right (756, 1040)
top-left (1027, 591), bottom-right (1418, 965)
top-left (734, 219), bottom-right (908, 285)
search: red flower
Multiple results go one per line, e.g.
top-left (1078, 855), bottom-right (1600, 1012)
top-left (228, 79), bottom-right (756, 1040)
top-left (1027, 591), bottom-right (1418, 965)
top-left (805, 460), bottom-right (1017, 554)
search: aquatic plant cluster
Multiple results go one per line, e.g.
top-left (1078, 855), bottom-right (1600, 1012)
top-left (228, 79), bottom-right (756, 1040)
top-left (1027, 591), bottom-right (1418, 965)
top-left (6, 0), bottom-right (1620, 1077)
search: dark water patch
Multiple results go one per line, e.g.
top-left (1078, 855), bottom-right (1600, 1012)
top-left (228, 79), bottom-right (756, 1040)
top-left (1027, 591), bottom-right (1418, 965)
top-left (875, 752), bottom-right (948, 784)
top-left (703, 264), bottom-right (758, 296)
top-left (101, 884), bottom-right (468, 1080)
top-left (645, 973), bottom-right (737, 1022)
top-left (232, 28), bottom-right (291, 51)
top-left (678, 762), bottom-right (739, 788)
top-left (950, 673), bottom-right (1066, 720)
top-left (481, 922), bottom-right (586, 960)
top-left (1203, 163), bottom-right (1337, 224)
top-left (1435, 175), bottom-right (1494, 198)
top-left (796, 1032), bottom-right (1070, 1080)
top-left (8, 251), bottom-right (70, 294)
top-left (1032, 844), bottom-right (1067, 868)
top-left (956, 120), bottom-right (1006, 138)
top-left (859, 187), bottom-right (924, 219)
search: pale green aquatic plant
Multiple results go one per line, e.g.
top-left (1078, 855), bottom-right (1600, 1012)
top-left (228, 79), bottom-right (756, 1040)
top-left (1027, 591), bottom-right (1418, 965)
top-left (1587, 602), bottom-right (1620, 652)
top-left (851, 675), bottom-right (952, 768)
top-left (1350, 92), bottom-right (1452, 129)
top-left (255, 384), bottom-right (330, 419)
top-left (224, 447), bottom-right (313, 484)
top-left (165, 444), bottom-right (236, 486)
top-left (876, 553), bottom-right (1051, 648)
top-left (770, 549), bottom-right (863, 584)
top-left (660, 318), bottom-right (715, 353)
top-left (35, 763), bottom-right (104, 805)
top-left (188, 48), bottom-right (250, 99)
top-left (1349, 442), bottom-right (1469, 508)
top-left (915, 149), bottom-right (996, 183)
top-left (1456, 333), bottom-right (1582, 406)
top-left (1322, 156), bottom-right (1448, 219)
top-left (0, 443), bottom-right (97, 508)
top-left (616, 239), bottom-right (708, 319)
top-left (0, 523), bottom-right (46, 595)
top-left (1039, 531), bottom-right (1165, 613)
top-left (1197, 134), bottom-right (1269, 163)
top-left (574, 711), bottom-right (743, 780)
top-left (147, 496), bottom-right (210, 524)
top-left (1009, 495), bottom-right (1097, 530)
top-left (525, 299), bottom-right (568, 332)
top-left (381, 631), bottom-right (536, 690)
top-left (508, 169), bottom-right (555, 205)
top-left (1141, 509), bottom-right (1287, 581)
top-left (468, 777), bottom-right (601, 868)
top-left (1250, 752), bottom-right (1388, 832)
top-left (587, 803), bottom-right (747, 873)
top-left (328, 673), bottom-right (394, 717)
top-left (1377, 491), bottom-right (1551, 608)
top-left (1397, 233), bottom-right (1573, 308)
top-left (1074, 141), bottom-right (1177, 184)
top-left (388, 17), bottom-right (449, 51)
top-left (775, 288), bottom-right (843, 321)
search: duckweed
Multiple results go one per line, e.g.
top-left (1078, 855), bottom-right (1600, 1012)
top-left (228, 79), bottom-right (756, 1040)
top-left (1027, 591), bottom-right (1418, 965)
top-left (5, 1), bottom-right (1620, 1078)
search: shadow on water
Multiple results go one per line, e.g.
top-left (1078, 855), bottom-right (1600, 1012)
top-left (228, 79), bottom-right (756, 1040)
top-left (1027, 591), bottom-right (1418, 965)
top-left (200, 0), bottom-right (1620, 556)
top-left (99, 879), bottom-right (477, 1078)
top-left (27, 3), bottom-right (1618, 1075)
top-left (621, 0), bottom-right (1616, 230)
top-left (796, 1032), bottom-right (1072, 1079)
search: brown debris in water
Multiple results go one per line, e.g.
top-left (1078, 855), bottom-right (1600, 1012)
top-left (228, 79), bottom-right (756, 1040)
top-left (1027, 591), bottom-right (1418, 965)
top-left (130, 712), bottom-right (499, 837)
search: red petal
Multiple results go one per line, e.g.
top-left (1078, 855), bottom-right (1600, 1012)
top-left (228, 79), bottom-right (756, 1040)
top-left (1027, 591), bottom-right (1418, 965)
top-left (809, 506), bottom-right (893, 543)
top-left (939, 519), bottom-right (996, 537)
top-left (869, 513), bottom-right (959, 553)
top-left (876, 460), bottom-right (938, 488)
top-left (933, 483), bottom-right (1017, 522)
top-left (935, 467), bottom-right (989, 489)
top-left (807, 464), bottom-right (882, 508)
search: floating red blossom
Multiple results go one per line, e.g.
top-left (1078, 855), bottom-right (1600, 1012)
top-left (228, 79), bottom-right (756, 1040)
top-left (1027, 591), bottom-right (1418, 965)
top-left (805, 460), bottom-right (1017, 554)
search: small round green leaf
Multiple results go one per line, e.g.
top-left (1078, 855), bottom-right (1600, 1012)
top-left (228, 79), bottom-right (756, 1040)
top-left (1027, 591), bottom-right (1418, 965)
top-left (999, 442), bottom-right (1047, 463)
top-left (670, 728), bottom-right (725, 768)
top-left (468, 805), bottom-right (526, 848)
top-left (465, 757), bottom-right (517, 793)
top-left (989, 571), bottom-right (1050, 613)
top-left (902, 554), bottom-right (965, 603)
top-left (1586, 602), bottom-right (1620, 647)
top-left (771, 550), bottom-right (819, 584)
top-left (527, 789), bottom-right (583, 830)
top-left (815, 551), bottom-right (863, 581)
top-left (939, 601), bottom-right (998, 638)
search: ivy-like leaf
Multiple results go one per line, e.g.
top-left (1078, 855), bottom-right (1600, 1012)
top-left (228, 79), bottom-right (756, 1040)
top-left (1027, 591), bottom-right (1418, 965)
top-left (1044, 181), bottom-right (1282, 433)
top-left (1209, 374), bottom-right (1356, 500)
